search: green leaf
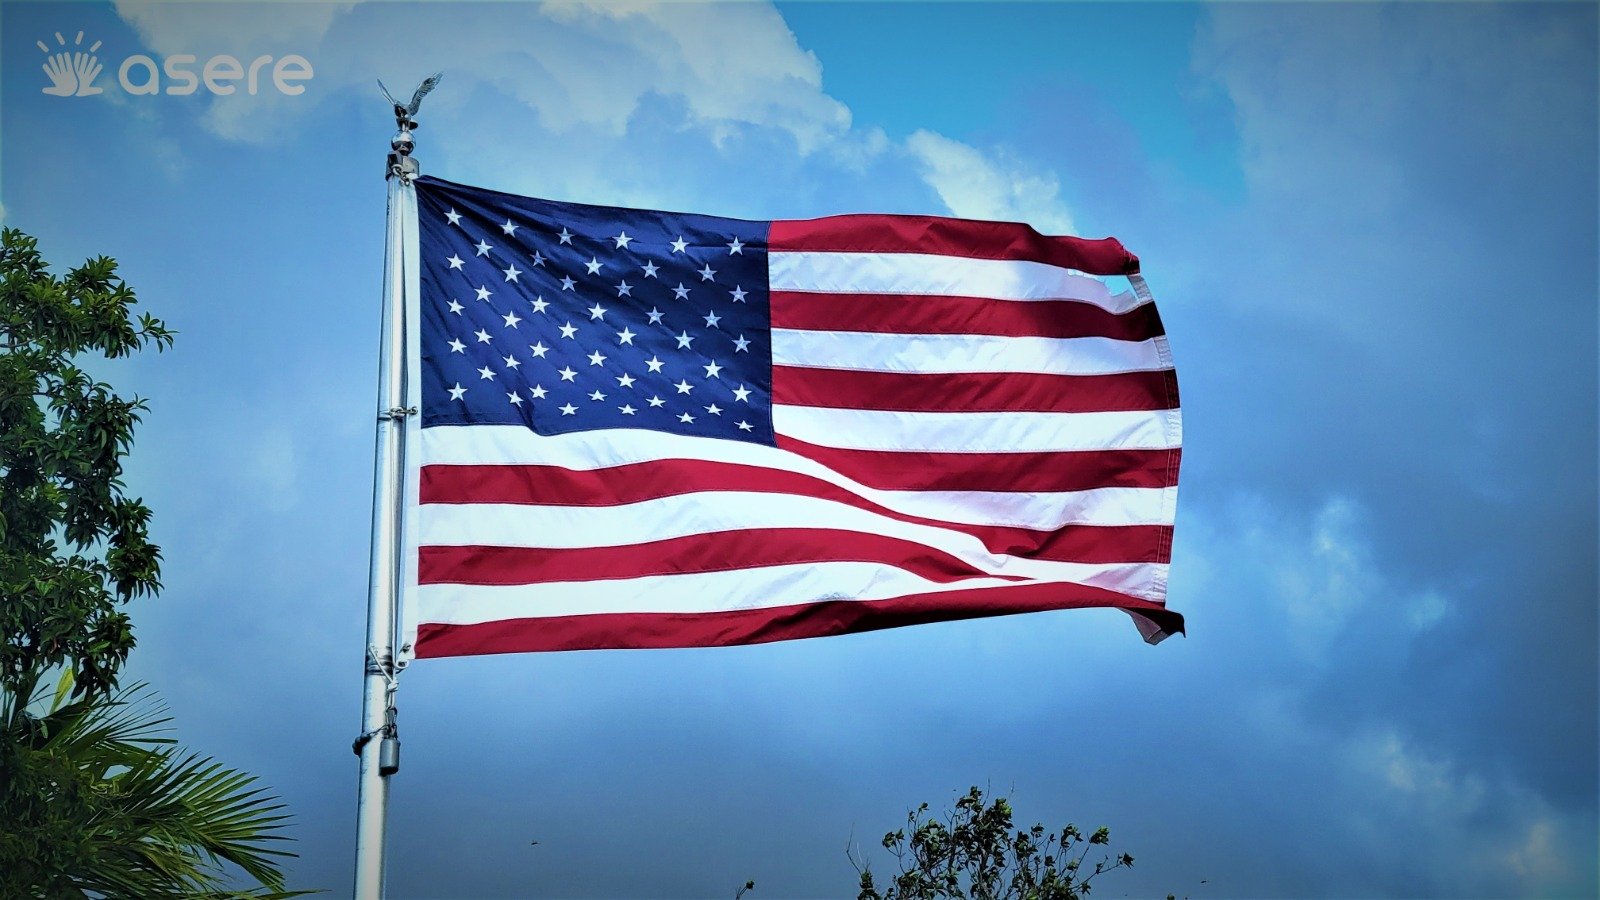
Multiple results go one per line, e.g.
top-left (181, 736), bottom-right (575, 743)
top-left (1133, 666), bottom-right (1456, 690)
top-left (51, 666), bottom-right (74, 712)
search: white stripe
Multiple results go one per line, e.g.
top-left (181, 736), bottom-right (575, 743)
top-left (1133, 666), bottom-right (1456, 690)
top-left (771, 329), bottom-right (1167, 375)
top-left (420, 424), bottom-right (1176, 528)
top-left (422, 564), bottom-right (1044, 624)
top-left (773, 406), bottom-right (1180, 453)
top-left (417, 493), bottom-right (1167, 594)
top-left (769, 251), bottom-right (1144, 314)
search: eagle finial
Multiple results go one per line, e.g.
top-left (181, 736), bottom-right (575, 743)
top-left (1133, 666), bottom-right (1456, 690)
top-left (378, 72), bottom-right (442, 130)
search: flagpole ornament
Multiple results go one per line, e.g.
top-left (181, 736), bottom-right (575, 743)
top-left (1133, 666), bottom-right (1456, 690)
top-left (379, 72), bottom-right (439, 178)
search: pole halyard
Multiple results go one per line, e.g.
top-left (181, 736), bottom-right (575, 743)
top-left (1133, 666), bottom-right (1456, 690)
top-left (354, 78), bottom-right (432, 899)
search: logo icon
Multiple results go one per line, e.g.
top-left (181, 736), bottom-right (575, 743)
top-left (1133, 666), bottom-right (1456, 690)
top-left (39, 31), bottom-right (103, 97)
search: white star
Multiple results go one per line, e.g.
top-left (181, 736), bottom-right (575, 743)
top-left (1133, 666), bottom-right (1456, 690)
top-left (560, 403), bottom-right (577, 415)
top-left (732, 385), bottom-right (752, 402)
top-left (678, 412), bottom-right (696, 424)
top-left (617, 327), bottom-right (636, 345)
top-left (559, 322), bottom-right (578, 339)
top-left (674, 379), bottom-right (693, 394)
top-left (733, 334), bottom-right (751, 352)
top-left (704, 360), bottom-right (723, 378)
top-left (502, 263), bottom-right (521, 282)
top-left (530, 296), bottom-right (549, 314)
top-left (646, 307), bottom-right (664, 324)
top-left (530, 384), bottom-right (548, 399)
top-left (558, 366), bottom-right (577, 382)
top-left (530, 251), bottom-right (546, 268)
top-left (587, 350), bottom-right (607, 366)
top-left (587, 302), bottom-right (608, 320)
top-left (558, 227), bottom-right (573, 245)
top-left (446, 254), bottom-right (465, 270)
top-left (475, 285), bottom-right (492, 302)
top-left (619, 404), bottom-right (636, 415)
top-left (730, 285), bottom-right (747, 303)
top-left (641, 260), bottom-right (659, 278)
top-left (448, 382), bottom-right (466, 400)
top-left (647, 395), bottom-right (666, 408)
top-left (474, 239), bottom-right (493, 257)
top-left (703, 311), bottom-right (722, 328)
top-left (508, 391), bottom-right (523, 406)
top-left (447, 338), bottom-right (465, 354)
top-left (475, 329), bottom-right (492, 344)
top-left (477, 366), bottom-right (496, 381)
top-left (615, 280), bottom-right (632, 297)
top-left (502, 311), bottom-right (522, 328)
top-left (672, 283), bottom-right (691, 300)
top-left (675, 331), bottom-right (694, 349)
top-left (503, 354), bottom-right (521, 369)
top-left (445, 209), bottom-right (462, 226)
top-left (736, 420), bottom-right (753, 432)
top-left (706, 403), bottom-right (723, 415)
top-left (447, 299), bottom-right (464, 315)
top-left (616, 373), bottom-right (636, 388)
top-left (698, 263), bottom-right (716, 281)
top-left (585, 257), bottom-right (602, 275)
top-left (501, 219), bottom-right (519, 236)
top-left (613, 231), bottom-right (632, 249)
top-left (644, 356), bottom-right (665, 373)
top-left (727, 237), bottom-right (744, 254)
top-left (588, 390), bottom-right (606, 402)
top-left (530, 342), bottom-right (549, 358)
top-left (670, 236), bottom-right (688, 253)
top-left (560, 276), bottom-right (576, 291)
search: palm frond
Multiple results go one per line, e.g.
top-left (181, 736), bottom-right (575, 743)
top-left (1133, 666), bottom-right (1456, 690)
top-left (3, 682), bottom-right (311, 897)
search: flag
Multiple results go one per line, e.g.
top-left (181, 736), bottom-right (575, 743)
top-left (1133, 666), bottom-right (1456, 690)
top-left (404, 175), bottom-right (1182, 659)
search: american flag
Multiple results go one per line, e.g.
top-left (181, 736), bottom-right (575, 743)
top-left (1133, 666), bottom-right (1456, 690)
top-left (405, 175), bottom-right (1183, 659)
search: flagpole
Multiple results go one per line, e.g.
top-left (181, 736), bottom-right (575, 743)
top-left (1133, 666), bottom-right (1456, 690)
top-left (353, 101), bottom-right (420, 900)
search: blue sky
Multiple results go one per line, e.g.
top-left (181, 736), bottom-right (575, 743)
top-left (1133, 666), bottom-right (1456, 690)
top-left (2, 2), bottom-right (1596, 897)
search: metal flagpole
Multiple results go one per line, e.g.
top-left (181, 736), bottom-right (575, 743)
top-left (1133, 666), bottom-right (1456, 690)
top-left (353, 76), bottom-right (433, 899)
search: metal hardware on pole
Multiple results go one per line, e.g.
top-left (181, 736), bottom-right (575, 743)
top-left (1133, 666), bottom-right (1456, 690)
top-left (354, 73), bottom-right (436, 899)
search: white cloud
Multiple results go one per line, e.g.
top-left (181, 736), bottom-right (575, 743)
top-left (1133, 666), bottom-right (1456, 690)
top-left (113, 1), bottom-right (354, 141)
top-left (1342, 728), bottom-right (1588, 892)
top-left (537, 1), bottom-right (850, 153)
top-left (115, 1), bottom-right (353, 53)
top-left (905, 130), bottom-right (1077, 235)
top-left (108, 1), bottom-right (1083, 234)
top-left (1186, 495), bottom-right (1452, 663)
top-left (1174, 492), bottom-right (1594, 893)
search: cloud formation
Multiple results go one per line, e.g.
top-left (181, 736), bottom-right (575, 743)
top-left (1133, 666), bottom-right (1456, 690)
top-left (4, 1), bottom-right (1589, 896)
top-left (111, 1), bottom-right (1078, 235)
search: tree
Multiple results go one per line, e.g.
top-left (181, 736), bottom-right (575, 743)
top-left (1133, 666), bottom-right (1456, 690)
top-left (0, 227), bottom-right (300, 896)
top-left (0, 227), bottom-right (168, 703)
top-left (852, 787), bottom-right (1134, 900)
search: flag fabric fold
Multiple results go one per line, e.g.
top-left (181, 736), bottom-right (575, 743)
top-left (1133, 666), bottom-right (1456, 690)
top-left (405, 176), bottom-right (1183, 658)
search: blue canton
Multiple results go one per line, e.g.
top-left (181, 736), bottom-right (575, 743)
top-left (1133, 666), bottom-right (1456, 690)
top-left (416, 177), bottom-right (774, 444)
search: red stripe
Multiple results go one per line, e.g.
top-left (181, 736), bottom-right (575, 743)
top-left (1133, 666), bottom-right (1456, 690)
top-left (769, 291), bottom-right (1162, 341)
top-left (413, 581), bottom-right (1184, 657)
top-left (770, 215), bottom-right (1140, 276)
top-left (771, 438), bottom-right (1180, 492)
top-left (420, 460), bottom-right (1171, 565)
top-left (419, 528), bottom-right (1029, 587)
top-left (773, 367), bottom-right (1177, 414)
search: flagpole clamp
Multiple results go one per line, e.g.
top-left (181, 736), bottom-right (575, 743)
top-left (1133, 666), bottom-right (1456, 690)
top-left (378, 405), bottom-right (417, 422)
top-left (353, 644), bottom-right (400, 774)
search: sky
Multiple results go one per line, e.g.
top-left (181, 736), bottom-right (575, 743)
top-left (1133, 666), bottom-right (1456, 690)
top-left (1, 1), bottom-right (1596, 897)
